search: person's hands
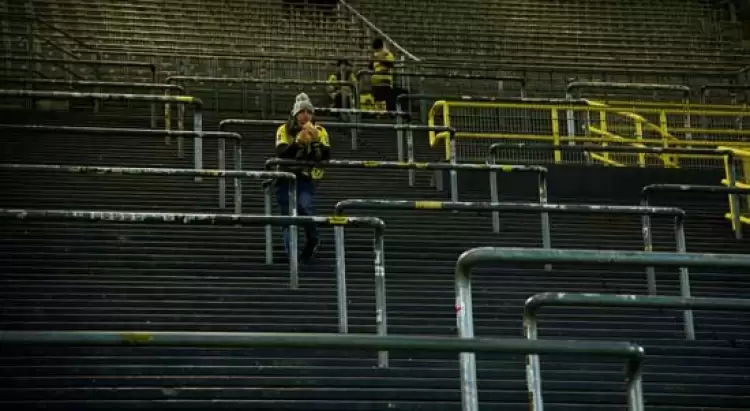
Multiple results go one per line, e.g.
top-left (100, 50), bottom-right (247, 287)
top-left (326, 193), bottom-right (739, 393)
top-left (304, 123), bottom-right (319, 142)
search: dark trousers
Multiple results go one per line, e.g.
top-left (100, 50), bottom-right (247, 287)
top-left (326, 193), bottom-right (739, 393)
top-left (276, 178), bottom-right (317, 256)
top-left (372, 85), bottom-right (395, 111)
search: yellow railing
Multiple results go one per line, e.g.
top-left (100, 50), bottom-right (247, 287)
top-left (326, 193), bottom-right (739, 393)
top-left (427, 100), bottom-right (750, 168)
top-left (719, 146), bottom-right (750, 229)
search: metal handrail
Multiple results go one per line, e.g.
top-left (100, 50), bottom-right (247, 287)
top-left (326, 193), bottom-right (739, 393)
top-left (2, 79), bottom-right (186, 128)
top-left (566, 81), bottom-right (692, 99)
top-left (0, 208), bottom-right (386, 364)
top-left (334, 198), bottom-right (686, 289)
top-left (523, 292), bottom-right (750, 411)
top-left (0, 90), bottom-right (205, 170)
top-left (525, 291), bottom-right (750, 340)
top-left (0, 330), bottom-right (644, 411)
top-left (456, 247), bottom-right (750, 411)
top-left (338, 0), bottom-right (420, 62)
top-left (164, 76), bottom-right (357, 130)
top-left (221, 118), bottom-right (470, 200)
top-left (0, 163), bottom-right (296, 268)
top-left (487, 142), bottom-right (735, 171)
top-left (642, 183), bottom-right (750, 240)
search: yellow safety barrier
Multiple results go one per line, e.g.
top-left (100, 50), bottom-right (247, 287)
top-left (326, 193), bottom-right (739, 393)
top-left (428, 100), bottom-right (750, 169)
top-left (719, 146), bottom-right (750, 231)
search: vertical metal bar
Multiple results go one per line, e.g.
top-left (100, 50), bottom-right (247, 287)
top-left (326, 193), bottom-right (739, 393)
top-left (640, 199), bottom-right (657, 296)
top-left (626, 359), bottom-right (646, 411)
top-left (449, 135), bottom-right (459, 202)
top-left (456, 268), bottom-right (479, 411)
top-left (178, 103), bottom-right (185, 131)
top-left (264, 184), bottom-right (273, 265)
top-left (335, 225), bottom-right (348, 333)
top-left (489, 156), bottom-right (500, 233)
top-left (193, 108), bottom-right (203, 182)
top-left (164, 94), bottom-right (172, 143)
top-left (150, 88), bottom-right (157, 129)
top-left (551, 109), bottom-right (561, 164)
top-left (374, 228), bottom-right (388, 368)
top-left (234, 142), bottom-right (243, 214)
top-left (407, 128), bottom-right (415, 186)
top-left (396, 118), bottom-right (404, 163)
top-left (523, 310), bottom-right (544, 411)
top-left (289, 180), bottom-right (299, 289)
top-left (218, 138), bottom-right (226, 209)
top-left (538, 173), bottom-right (551, 272)
top-left (675, 216), bottom-right (695, 340)
top-left (725, 154), bottom-right (742, 239)
top-left (635, 120), bottom-right (645, 167)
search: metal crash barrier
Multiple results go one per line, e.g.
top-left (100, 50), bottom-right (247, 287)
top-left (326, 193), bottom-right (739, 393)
top-left (334, 198), bottom-right (686, 283)
top-left (1, 78), bottom-right (185, 128)
top-left (0, 90), bottom-right (206, 171)
top-left (0, 124), bottom-right (237, 186)
top-left (488, 140), bottom-right (733, 169)
top-left (566, 81), bottom-right (692, 101)
top-left (221, 118), bottom-right (473, 201)
top-left (0, 331), bottom-right (643, 411)
top-left (5, 57), bottom-right (159, 119)
top-left (0, 165), bottom-right (297, 253)
top-left (524, 291), bottom-right (750, 341)
top-left (642, 183), bottom-right (750, 240)
top-left (164, 76), bottom-right (355, 129)
top-left (0, 208), bottom-right (386, 363)
top-left (456, 247), bottom-right (750, 411)
top-left (524, 292), bottom-right (750, 411)
top-left (429, 98), bottom-right (750, 168)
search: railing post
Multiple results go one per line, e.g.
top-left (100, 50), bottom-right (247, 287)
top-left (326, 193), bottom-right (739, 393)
top-left (334, 225), bottom-right (348, 333)
top-left (675, 215), bottom-right (695, 340)
top-left (374, 227), bottom-right (389, 368)
top-left (539, 172), bottom-right (551, 272)
top-left (289, 180), bottom-right (299, 289)
top-left (218, 137), bottom-right (226, 209)
top-left (449, 132), bottom-right (459, 202)
top-left (551, 108), bottom-right (561, 164)
top-left (489, 155), bottom-right (500, 234)
top-left (193, 106), bottom-right (203, 181)
top-left (640, 199), bottom-right (657, 295)
top-left (523, 305), bottom-right (545, 411)
top-left (725, 153), bottom-right (743, 239)
top-left (264, 183), bottom-right (273, 265)
top-left (455, 260), bottom-right (479, 411)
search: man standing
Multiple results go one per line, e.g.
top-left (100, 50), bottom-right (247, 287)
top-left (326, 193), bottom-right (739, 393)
top-left (369, 38), bottom-right (395, 111)
top-left (275, 93), bottom-right (331, 262)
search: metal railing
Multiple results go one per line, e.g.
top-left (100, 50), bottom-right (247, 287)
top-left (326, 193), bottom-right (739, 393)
top-left (335, 198), bottom-right (686, 281)
top-left (4, 56), bottom-right (158, 118)
top-left (164, 76), bottom-right (356, 129)
top-left (0, 124), bottom-right (230, 183)
top-left (700, 84), bottom-right (750, 104)
top-left (0, 90), bottom-right (206, 170)
top-left (455, 247), bottom-right (750, 411)
top-left (487, 142), bottom-right (733, 168)
top-left (338, 0), bottom-right (420, 62)
top-left (0, 162), bottom-right (297, 270)
top-left (1, 79), bottom-right (185, 127)
top-left (525, 291), bottom-right (750, 341)
top-left (523, 292), bottom-right (750, 411)
top-left (566, 81), bottom-right (692, 101)
top-left (221, 118), bottom-right (473, 200)
top-left (0, 330), bottom-right (644, 411)
top-left (0, 208), bottom-right (386, 363)
top-left (430, 99), bottom-right (750, 168)
top-left (642, 183), bottom-right (750, 240)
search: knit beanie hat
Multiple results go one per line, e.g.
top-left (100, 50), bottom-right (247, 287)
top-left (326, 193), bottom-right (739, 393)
top-left (291, 92), bottom-right (314, 116)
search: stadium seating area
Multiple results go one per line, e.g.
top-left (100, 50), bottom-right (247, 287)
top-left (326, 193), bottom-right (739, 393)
top-left (1, 0), bottom-right (750, 410)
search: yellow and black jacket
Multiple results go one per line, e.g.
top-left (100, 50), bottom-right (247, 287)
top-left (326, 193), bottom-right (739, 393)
top-left (370, 49), bottom-right (395, 87)
top-left (275, 120), bottom-right (331, 180)
top-left (327, 69), bottom-right (357, 96)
